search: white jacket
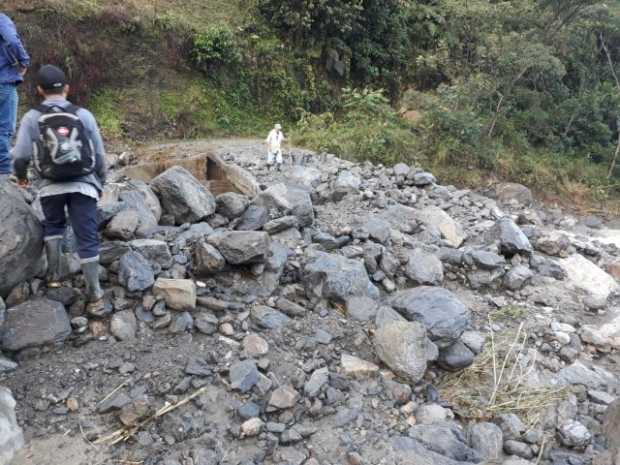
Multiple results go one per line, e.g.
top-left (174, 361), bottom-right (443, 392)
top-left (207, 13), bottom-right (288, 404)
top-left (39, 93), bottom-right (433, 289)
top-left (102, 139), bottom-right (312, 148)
top-left (266, 129), bottom-right (284, 153)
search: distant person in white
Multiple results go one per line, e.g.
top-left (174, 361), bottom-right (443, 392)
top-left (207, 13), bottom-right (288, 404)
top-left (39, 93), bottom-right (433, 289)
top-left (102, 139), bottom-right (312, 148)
top-left (265, 123), bottom-right (284, 171)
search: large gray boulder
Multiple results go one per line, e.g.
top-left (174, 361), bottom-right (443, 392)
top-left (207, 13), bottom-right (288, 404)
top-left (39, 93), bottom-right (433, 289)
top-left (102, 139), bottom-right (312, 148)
top-left (374, 320), bottom-right (437, 383)
top-left (304, 251), bottom-right (379, 303)
top-left (255, 183), bottom-right (314, 227)
top-left (150, 166), bottom-right (216, 225)
top-left (389, 287), bottom-right (471, 348)
top-left (0, 181), bottom-right (43, 298)
top-left (208, 231), bottom-right (271, 265)
top-left (0, 387), bottom-right (23, 465)
top-left (118, 190), bottom-right (159, 237)
top-left (405, 249), bottom-right (444, 285)
top-left (1, 298), bottom-right (71, 351)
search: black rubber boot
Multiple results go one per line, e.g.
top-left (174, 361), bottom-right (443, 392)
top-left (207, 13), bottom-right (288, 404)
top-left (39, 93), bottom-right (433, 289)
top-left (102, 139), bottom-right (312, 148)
top-left (45, 238), bottom-right (63, 288)
top-left (81, 260), bottom-right (104, 303)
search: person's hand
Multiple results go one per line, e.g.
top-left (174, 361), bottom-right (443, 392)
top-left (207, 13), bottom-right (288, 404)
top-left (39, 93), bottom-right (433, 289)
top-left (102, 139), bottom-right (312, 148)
top-left (18, 66), bottom-right (27, 77)
top-left (16, 178), bottom-right (29, 188)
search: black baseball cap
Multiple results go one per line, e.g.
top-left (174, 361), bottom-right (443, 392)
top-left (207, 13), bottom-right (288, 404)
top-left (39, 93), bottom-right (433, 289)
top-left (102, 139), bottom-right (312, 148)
top-left (37, 65), bottom-right (67, 90)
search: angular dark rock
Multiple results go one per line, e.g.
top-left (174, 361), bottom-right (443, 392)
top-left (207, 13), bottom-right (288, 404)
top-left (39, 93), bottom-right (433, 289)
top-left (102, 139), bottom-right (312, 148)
top-left (389, 287), bottom-right (471, 348)
top-left (207, 231), bottom-right (271, 265)
top-left (1, 298), bottom-right (71, 351)
top-left (118, 251), bottom-right (155, 292)
top-left (304, 250), bottom-right (379, 303)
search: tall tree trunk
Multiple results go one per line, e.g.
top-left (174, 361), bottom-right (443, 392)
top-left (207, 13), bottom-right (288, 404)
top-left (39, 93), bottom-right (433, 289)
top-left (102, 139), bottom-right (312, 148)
top-left (600, 33), bottom-right (620, 179)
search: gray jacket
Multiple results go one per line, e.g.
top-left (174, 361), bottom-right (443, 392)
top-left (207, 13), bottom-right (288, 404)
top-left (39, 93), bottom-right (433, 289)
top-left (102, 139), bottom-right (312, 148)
top-left (13, 98), bottom-right (107, 192)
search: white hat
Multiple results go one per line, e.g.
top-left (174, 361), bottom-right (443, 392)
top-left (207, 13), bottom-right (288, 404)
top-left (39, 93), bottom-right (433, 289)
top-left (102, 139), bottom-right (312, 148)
top-left (275, 123), bottom-right (282, 130)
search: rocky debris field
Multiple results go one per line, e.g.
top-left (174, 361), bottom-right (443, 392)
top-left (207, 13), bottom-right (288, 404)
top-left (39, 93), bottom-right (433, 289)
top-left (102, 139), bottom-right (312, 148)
top-left (1, 139), bottom-right (620, 465)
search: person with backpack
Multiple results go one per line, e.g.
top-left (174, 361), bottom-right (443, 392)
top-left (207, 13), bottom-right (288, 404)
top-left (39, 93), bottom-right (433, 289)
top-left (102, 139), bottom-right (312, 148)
top-left (0, 13), bottom-right (29, 177)
top-left (13, 65), bottom-right (107, 310)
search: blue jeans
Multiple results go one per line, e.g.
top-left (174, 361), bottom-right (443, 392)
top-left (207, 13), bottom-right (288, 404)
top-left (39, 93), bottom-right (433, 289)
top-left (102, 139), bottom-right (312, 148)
top-left (0, 83), bottom-right (18, 175)
top-left (40, 193), bottom-right (100, 261)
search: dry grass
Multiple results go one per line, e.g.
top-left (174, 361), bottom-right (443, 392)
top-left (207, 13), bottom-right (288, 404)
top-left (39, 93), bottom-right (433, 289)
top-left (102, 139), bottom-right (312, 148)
top-left (440, 319), bottom-right (568, 427)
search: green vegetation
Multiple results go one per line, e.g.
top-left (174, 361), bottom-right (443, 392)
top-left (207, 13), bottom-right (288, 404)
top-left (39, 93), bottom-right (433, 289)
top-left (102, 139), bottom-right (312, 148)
top-left (10, 0), bottom-right (620, 204)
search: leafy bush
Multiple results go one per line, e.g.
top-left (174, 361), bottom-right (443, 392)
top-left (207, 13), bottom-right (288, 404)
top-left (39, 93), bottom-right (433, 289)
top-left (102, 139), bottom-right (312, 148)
top-left (191, 24), bottom-right (241, 70)
top-left (293, 87), bottom-right (417, 165)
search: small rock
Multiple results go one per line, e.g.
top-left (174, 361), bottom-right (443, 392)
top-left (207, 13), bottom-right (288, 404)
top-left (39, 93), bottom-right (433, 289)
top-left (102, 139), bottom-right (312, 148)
top-left (230, 360), bottom-right (259, 393)
top-left (304, 367), bottom-right (329, 398)
top-left (495, 413), bottom-right (526, 440)
top-left (243, 334), bottom-right (269, 357)
top-left (558, 420), bottom-right (592, 449)
top-left (341, 354), bottom-right (380, 378)
top-left (240, 418), bottom-right (264, 438)
top-left (153, 279), bottom-right (196, 311)
top-left (268, 385), bottom-right (299, 411)
top-left (110, 311), bottom-right (137, 341)
top-left (437, 341), bottom-right (475, 371)
top-left (238, 402), bottom-right (260, 420)
top-left (503, 440), bottom-right (534, 460)
top-left (415, 403), bottom-right (452, 425)
top-left (470, 422), bottom-right (503, 460)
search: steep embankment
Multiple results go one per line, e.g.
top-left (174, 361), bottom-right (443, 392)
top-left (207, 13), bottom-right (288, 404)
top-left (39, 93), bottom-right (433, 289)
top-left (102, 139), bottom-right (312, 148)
top-left (7, 0), bottom-right (299, 141)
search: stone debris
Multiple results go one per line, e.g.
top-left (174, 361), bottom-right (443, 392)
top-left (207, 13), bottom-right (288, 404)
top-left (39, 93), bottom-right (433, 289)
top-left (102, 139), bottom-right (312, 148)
top-left (1, 142), bottom-right (620, 465)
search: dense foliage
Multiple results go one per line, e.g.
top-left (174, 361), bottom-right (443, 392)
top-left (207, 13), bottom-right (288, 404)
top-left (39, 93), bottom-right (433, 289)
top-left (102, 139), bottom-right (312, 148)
top-left (256, 0), bottom-right (620, 199)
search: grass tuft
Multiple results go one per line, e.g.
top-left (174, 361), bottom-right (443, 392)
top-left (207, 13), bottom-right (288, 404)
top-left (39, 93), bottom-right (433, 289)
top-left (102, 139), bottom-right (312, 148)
top-left (440, 321), bottom-right (568, 427)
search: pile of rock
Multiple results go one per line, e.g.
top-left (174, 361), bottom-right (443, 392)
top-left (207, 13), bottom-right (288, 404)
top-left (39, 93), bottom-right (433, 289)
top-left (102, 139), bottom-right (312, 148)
top-left (1, 145), bottom-right (620, 465)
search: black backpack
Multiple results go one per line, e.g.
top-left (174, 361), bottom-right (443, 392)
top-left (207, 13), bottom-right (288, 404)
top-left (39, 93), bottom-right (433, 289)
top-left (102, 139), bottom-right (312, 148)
top-left (32, 104), bottom-right (96, 181)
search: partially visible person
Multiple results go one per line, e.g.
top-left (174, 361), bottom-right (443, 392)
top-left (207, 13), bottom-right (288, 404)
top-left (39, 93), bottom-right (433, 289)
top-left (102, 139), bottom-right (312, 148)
top-left (13, 65), bottom-right (107, 311)
top-left (265, 123), bottom-right (285, 171)
top-left (0, 13), bottom-right (29, 177)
